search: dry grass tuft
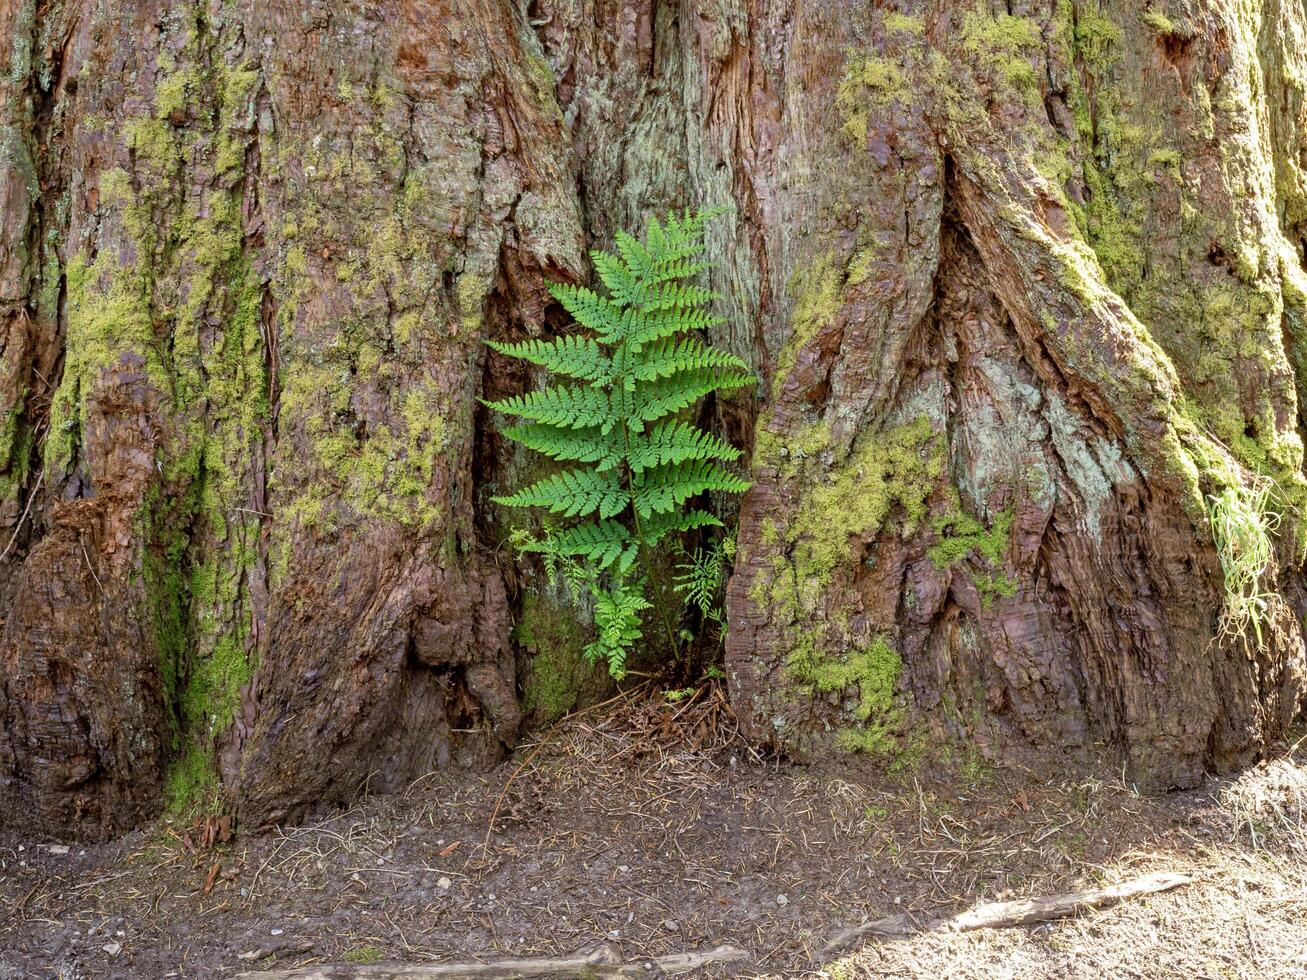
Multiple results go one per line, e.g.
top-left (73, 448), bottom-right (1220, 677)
top-left (1218, 744), bottom-right (1307, 856)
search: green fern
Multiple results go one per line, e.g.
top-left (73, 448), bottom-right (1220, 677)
top-left (674, 534), bottom-right (735, 627)
top-left (486, 210), bottom-right (754, 677)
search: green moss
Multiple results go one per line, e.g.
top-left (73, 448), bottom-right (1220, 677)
top-left (974, 570), bottom-right (1018, 608)
top-left (1148, 148), bottom-right (1182, 173)
top-left (270, 152), bottom-right (461, 535)
top-left (0, 418), bottom-right (32, 504)
top-left (959, 10), bottom-right (1042, 104)
top-left (153, 67), bottom-right (199, 120)
top-left (847, 246), bottom-right (877, 287)
top-left (1141, 10), bottom-right (1180, 36)
top-left (836, 54), bottom-right (910, 144)
top-left (751, 417), bottom-right (943, 621)
top-left (344, 947), bottom-right (385, 966)
top-left (518, 593), bottom-right (592, 722)
top-left (48, 246), bottom-right (161, 475)
top-left (1070, 3), bottom-right (1123, 65)
top-left (179, 633), bottom-right (252, 736)
top-left (786, 633), bottom-right (904, 755)
top-left (883, 12), bottom-right (924, 36)
top-left (524, 52), bottom-right (563, 119)
top-left (773, 254), bottom-right (843, 398)
top-left (124, 116), bottom-right (180, 171)
top-left (163, 741), bottom-right (218, 815)
top-left (751, 416), bottom-right (831, 479)
top-left (927, 505), bottom-right (1018, 608)
top-left (455, 273), bottom-right (489, 336)
top-left (214, 65), bottom-right (258, 176)
top-left (928, 506), bottom-right (1013, 569)
top-left (792, 418), bottom-right (940, 589)
top-left (63, 37), bottom-right (273, 816)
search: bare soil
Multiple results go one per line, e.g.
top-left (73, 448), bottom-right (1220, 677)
top-left (1, 688), bottom-right (1304, 979)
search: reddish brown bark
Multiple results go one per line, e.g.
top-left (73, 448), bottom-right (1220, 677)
top-left (1, 0), bottom-right (1305, 840)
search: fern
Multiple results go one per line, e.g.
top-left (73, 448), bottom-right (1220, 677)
top-left (486, 209), bottom-right (754, 677)
top-left (674, 534), bottom-right (734, 626)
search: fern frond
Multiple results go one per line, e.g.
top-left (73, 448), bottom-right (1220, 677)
top-left (487, 336), bottom-right (610, 382)
top-left (590, 250), bottom-right (642, 308)
top-left (626, 308), bottom-right (726, 348)
top-left (633, 460), bottom-right (752, 518)
top-left (501, 424), bottom-right (623, 470)
top-left (493, 467), bottom-right (628, 519)
top-left (483, 385), bottom-right (616, 431)
top-left (633, 369), bottom-right (754, 424)
top-left (521, 519), bottom-right (635, 570)
top-left (585, 579), bottom-right (651, 677)
top-left (674, 541), bottom-right (728, 621)
top-left (548, 283), bottom-right (626, 340)
top-left (627, 421), bottom-right (743, 472)
top-left (650, 259), bottom-right (710, 286)
top-left (639, 282), bottom-right (720, 314)
top-left (643, 508), bottom-right (724, 546)
top-left (631, 338), bottom-right (750, 383)
top-left (489, 208), bottom-right (749, 679)
top-left (615, 229), bottom-right (655, 281)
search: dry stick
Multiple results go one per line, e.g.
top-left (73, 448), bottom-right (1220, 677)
top-left (80, 537), bottom-right (104, 595)
top-left (824, 870), bottom-right (1194, 952)
top-left (0, 469), bottom-right (42, 563)
top-left (237, 943), bottom-right (748, 979)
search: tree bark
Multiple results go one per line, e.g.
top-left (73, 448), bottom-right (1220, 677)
top-left (1, 0), bottom-right (1304, 839)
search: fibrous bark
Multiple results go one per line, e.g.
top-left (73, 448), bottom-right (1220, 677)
top-left (0, 0), bottom-right (581, 836)
top-left (2, 0), bottom-right (1305, 840)
top-left (724, 0), bottom-right (1307, 790)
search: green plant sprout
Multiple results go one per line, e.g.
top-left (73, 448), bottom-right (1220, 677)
top-left (486, 210), bottom-right (755, 678)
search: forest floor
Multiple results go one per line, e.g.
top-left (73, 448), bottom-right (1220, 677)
top-left (1, 686), bottom-right (1305, 980)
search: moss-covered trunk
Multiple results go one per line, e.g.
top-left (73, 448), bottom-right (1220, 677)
top-left (1, 0), bottom-right (1305, 839)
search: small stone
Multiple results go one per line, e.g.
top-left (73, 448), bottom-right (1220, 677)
top-left (102, 943), bottom-right (122, 957)
top-left (436, 876), bottom-right (452, 890)
top-left (270, 928), bottom-right (284, 936)
top-left (776, 894), bottom-right (789, 906)
top-left (617, 865), bottom-right (629, 873)
top-left (47, 844), bottom-right (70, 855)
top-left (662, 919), bottom-right (679, 931)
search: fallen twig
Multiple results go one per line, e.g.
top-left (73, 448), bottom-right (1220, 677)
top-left (0, 469), bottom-right (42, 563)
top-left (237, 942), bottom-right (748, 978)
top-left (238, 942), bottom-right (316, 962)
top-left (825, 870), bottom-right (1194, 952)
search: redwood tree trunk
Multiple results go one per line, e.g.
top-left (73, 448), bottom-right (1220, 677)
top-left (1, 0), bottom-right (1304, 840)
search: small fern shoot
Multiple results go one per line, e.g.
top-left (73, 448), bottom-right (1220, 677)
top-left (486, 210), bottom-right (754, 677)
top-left (674, 534), bottom-right (735, 627)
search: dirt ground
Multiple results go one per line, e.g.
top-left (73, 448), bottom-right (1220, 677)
top-left (2, 686), bottom-right (1305, 979)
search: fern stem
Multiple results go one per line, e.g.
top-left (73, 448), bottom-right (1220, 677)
top-left (620, 386), bottom-right (682, 667)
